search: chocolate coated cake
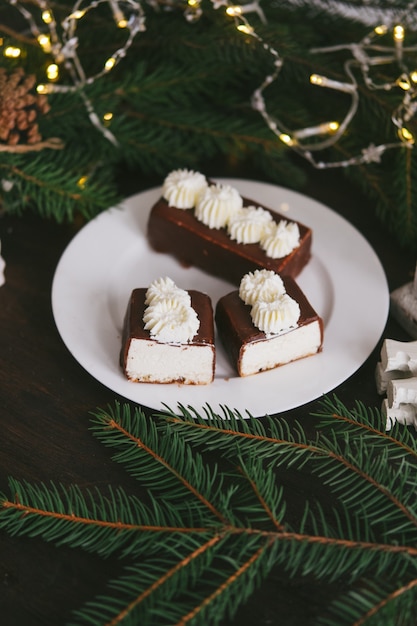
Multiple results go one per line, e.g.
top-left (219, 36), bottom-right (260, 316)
top-left (147, 190), bottom-right (312, 286)
top-left (120, 288), bottom-right (215, 384)
top-left (215, 277), bottom-right (323, 377)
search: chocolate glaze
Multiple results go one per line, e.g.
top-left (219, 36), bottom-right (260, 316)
top-left (147, 192), bottom-right (312, 286)
top-left (120, 288), bottom-right (215, 380)
top-left (215, 277), bottom-right (324, 375)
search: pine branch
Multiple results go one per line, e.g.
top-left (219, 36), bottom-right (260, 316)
top-left (1, 397), bottom-right (417, 624)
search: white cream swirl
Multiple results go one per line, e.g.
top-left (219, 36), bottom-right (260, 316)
top-left (260, 220), bottom-right (300, 259)
top-left (162, 169), bottom-right (208, 209)
top-left (227, 205), bottom-right (273, 244)
top-left (194, 183), bottom-right (243, 229)
top-left (239, 269), bottom-right (285, 306)
top-left (250, 294), bottom-right (300, 335)
top-left (143, 298), bottom-right (200, 343)
top-left (145, 276), bottom-right (191, 307)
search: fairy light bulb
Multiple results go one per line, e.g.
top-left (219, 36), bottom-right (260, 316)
top-left (279, 133), bottom-right (295, 146)
top-left (69, 10), bottom-right (86, 20)
top-left (393, 25), bottom-right (405, 42)
top-left (410, 71), bottom-right (417, 83)
top-left (4, 46), bottom-right (21, 58)
top-left (104, 57), bottom-right (116, 71)
top-left (37, 34), bottom-right (51, 53)
top-left (293, 121), bottom-right (340, 140)
top-left (77, 175), bottom-right (88, 188)
top-left (374, 25), bottom-right (388, 36)
top-left (42, 10), bottom-right (53, 24)
top-left (36, 83), bottom-right (51, 94)
top-left (398, 127), bottom-right (414, 143)
top-left (46, 63), bottom-right (59, 81)
top-left (103, 112), bottom-right (113, 123)
top-left (226, 6), bottom-right (242, 16)
top-left (237, 23), bottom-right (253, 35)
top-left (310, 74), bottom-right (323, 86)
top-left (397, 76), bottom-right (411, 90)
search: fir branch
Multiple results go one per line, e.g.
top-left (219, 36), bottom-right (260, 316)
top-left (2, 396), bottom-right (417, 625)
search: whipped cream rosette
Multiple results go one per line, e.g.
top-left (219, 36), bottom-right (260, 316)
top-left (239, 269), bottom-right (300, 336)
top-left (261, 220), bottom-right (300, 259)
top-left (239, 269), bottom-right (285, 306)
top-left (250, 295), bottom-right (300, 335)
top-left (143, 298), bottom-right (200, 344)
top-left (145, 276), bottom-right (191, 307)
top-left (162, 169), bottom-right (208, 209)
top-left (143, 277), bottom-right (200, 343)
top-left (194, 183), bottom-right (243, 229)
top-left (227, 205), bottom-right (273, 244)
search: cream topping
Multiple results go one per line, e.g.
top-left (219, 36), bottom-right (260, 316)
top-left (250, 295), bottom-right (300, 336)
top-left (239, 269), bottom-right (285, 306)
top-left (194, 183), bottom-right (243, 229)
top-left (145, 276), bottom-right (191, 307)
top-left (143, 277), bottom-right (199, 343)
top-left (143, 298), bottom-right (200, 344)
top-left (260, 220), bottom-right (300, 259)
top-left (162, 169), bottom-right (208, 209)
top-left (227, 205), bottom-right (273, 244)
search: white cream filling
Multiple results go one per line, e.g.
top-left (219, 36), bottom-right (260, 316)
top-left (125, 339), bottom-right (214, 384)
top-left (239, 321), bottom-right (322, 377)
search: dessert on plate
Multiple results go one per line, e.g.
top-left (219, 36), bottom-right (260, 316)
top-left (147, 169), bottom-right (312, 285)
top-left (215, 269), bottom-right (323, 377)
top-left (120, 277), bottom-right (215, 384)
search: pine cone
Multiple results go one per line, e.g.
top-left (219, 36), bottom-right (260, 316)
top-left (0, 67), bottom-right (51, 146)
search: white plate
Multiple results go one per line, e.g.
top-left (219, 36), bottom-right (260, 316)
top-left (52, 179), bottom-right (389, 417)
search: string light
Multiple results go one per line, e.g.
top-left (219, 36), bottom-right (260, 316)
top-left (224, 1), bottom-right (417, 168)
top-left (8, 0), bottom-right (146, 144)
top-left (214, 0), bottom-right (266, 24)
top-left (6, 0), bottom-right (417, 165)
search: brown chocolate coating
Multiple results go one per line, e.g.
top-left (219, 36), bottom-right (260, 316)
top-left (147, 193), bottom-right (312, 286)
top-left (120, 288), bottom-right (215, 376)
top-left (215, 277), bottom-right (324, 375)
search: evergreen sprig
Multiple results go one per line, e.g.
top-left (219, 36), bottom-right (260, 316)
top-left (1, 396), bottom-right (417, 625)
top-left (1, 2), bottom-right (417, 249)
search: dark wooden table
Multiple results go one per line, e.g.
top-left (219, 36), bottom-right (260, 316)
top-left (0, 163), bottom-right (415, 626)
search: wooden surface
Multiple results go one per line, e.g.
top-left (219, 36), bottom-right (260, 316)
top-left (0, 163), bottom-right (415, 626)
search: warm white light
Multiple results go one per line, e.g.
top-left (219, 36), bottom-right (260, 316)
top-left (36, 83), bottom-right (50, 94)
top-left (46, 63), bottom-right (59, 81)
top-left (37, 34), bottom-right (51, 52)
top-left (397, 76), bottom-right (411, 90)
top-left (42, 10), bottom-right (53, 24)
top-left (279, 133), bottom-right (295, 146)
top-left (69, 10), bottom-right (86, 20)
top-left (226, 6), bottom-right (242, 16)
top-left (4, 46), bottom-right (21, 58)
top-left (310, 74), bottom-right (323, 86)
top-left (393, 25), bottom-right (405, 42)
top-left (374, 25), bottom-right (388, 36)
top-left (237, 24), bottom-right (253, 35)
top-left (103, 112), bottom-right (113, 121)
top-left (310, 73), bottom-right (355, 93)
top-left (104, 57), bottom-right (116, 71)
top-left (398, 127), bottom-right (414, 143)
